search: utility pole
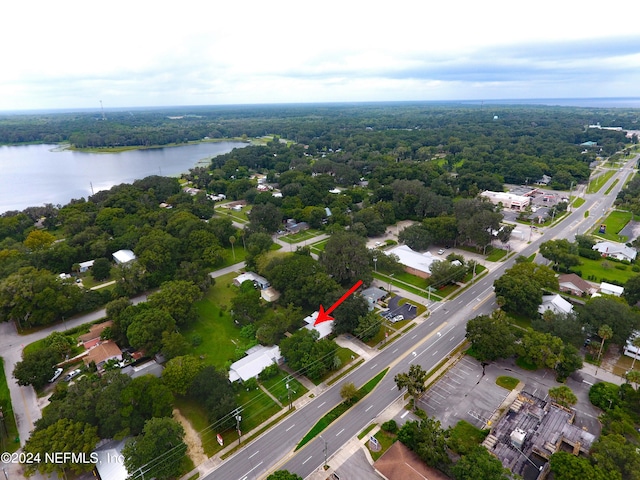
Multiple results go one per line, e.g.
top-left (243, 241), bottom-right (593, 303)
top-left (235, 409), bottom-right (242, 445)
top-left (286, 380), bottom-right (293, 410)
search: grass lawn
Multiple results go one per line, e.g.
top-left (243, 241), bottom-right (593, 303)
top-left (215, 204), bottom-right (251, 223)
top-left (591, 210), bottom-right (633, 242)
top-left (508, 313), bottom-right (532, 331)
top-left (448, 420), bottom-right (489, 455)
top-left (181, 273), bottom-right (243, 369)
top-left (496, 376), bottom-right (520, 390)
top-left (369, 430), bottom-right (397, 461)
top-left (572, 197), bottom-right (586, 208)
top-left (309, 239), bottom-right (329, 254)
top-left (587, 169), bottom-right (616, 194)
top-left (0, 357), bottom-right (20, 452)
top-left (236, 386), bottom-right (281, 434)
top-left (311, 346), bottom-right (358, 386)
top-left (279, 229), bottom-right (322, 244)
top-left (605, 179), bottom-right (620, 195)
top-left (486, 248), bottom-right (507, 262)
top-left (218, 245), bottom-right (248, 268)
top-left (260, 369), bottom-right (308, 405)
top-left (515, 357), bottom-right (538, 371)
top-left (570, 256), bottom-right (637, 285)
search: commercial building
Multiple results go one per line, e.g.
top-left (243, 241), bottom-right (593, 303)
top-left (480, 191), bottom-right (531, 211)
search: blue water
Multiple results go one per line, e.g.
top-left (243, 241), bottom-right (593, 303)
top-left (0, 141), bottom-right (246, 213)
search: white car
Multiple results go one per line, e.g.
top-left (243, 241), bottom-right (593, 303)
top-left (49, 367), bottom-right (63, 383)
top-left (63, 368), bottom-right (82, 382)
top-left (391, 314), bottom-right (404, 323)
top-left (437, 248), bottom-right (445, 255)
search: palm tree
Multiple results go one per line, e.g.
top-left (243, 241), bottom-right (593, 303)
top-left (596, 324), bottom-right (613, 373)
top-left (626, 370), bottom-right (640, 390)
top-left (629, 336), bottom-right (640, 371)
top-left (229, 235), bottom-right (236, 261)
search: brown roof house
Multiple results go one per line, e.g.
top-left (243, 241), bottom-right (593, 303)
top-left (557, 273), bottom-right (596, 297)
top-left (374, 441), bottom-right (450, 480)
top-left (83, 340), bottom-right (122, 371)
top-left (78, 321), bottom-right (113, 349)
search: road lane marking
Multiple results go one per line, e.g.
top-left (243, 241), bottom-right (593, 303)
top-left (286, 424), bottom-right (295, 432)
top-left (432, 350), bottom-right (439, 356)
top-left (450, 336), bottom-right (455, 341)
top-left (370, 363), bottom-right (378, 369)
top-left (429, 321), bottom-right (434, 326)
top-left (400, 411), bottom-right (409, 419)
top-left (392, 348), bottom-right (398, 353)
top-left (336, 428), bottom-right (344, 436)
top-left (249, 451), bottom-right (259, 459)
top-left (239, 460), bottom-right (263, 480)
top-left (302, 456), bottom-right (313, 465)
top-left (317, 401), bottom-right (326, 409)
top-left (366, 405), bottom-right (373, 412)
top-left (411, 334), bottom-right (417, 339)
top-left (473, 292), bottom-right (494, 310)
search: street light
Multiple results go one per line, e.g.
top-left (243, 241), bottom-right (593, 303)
top-left (388, 273), bottom-right (394, 292)
top-left (318, 435), bottom-right (328, 468)
top-left (373, 256), bottom-right (377, 273)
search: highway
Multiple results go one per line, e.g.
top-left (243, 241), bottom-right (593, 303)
top-left (202, 156), bottom-right (637, 480)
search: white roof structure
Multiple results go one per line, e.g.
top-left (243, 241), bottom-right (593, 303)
top-left (112, 249), bottom-right (136, 264)
top-left (234, 272), bottom-right (270, 289)
top-left (624, 331), bottom-right (640, 360)
top-left (94, 439), bottom-right (129, 480)
top-left (599, 282), bottom-right (624, 297)
top-left (229, 345), bottom-right (281, 382)
top-left (538, 294), bottom-right (574, 316)
top-left (303, 311), bottom-right (334, 339)
top-left (593, 241), bottom-right (637, 262)
top-left (386, 245), bottom-right (439, 276)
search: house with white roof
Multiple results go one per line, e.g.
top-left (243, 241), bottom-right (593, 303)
top-left (79, 259), bottom-right (95, 273)
top-left (593, 241), bottom-right (637, 262)
top-left (228, 345), bottom-right (281, 382)
top-left (599, 282), bottom-right (624, 297)
top-left (233, 272), bottom-right (270, 290)
top-left (538, 294), bottom-right (574, 316)
top-left (112, 249), bottom-right (136, 265)
top-left (385, 244), bottom-right (439, 279)
top-left (303, 311), bottom-right (333, 339)
top-left (623, 331), bottom-right (640, 360)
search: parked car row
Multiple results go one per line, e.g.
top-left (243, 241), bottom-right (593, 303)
top-left (48, 367), bottom-right (82, 384)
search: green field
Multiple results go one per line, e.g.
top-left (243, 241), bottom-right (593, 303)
top-left (593, 210), bottom-right (633, 242)
top-left (182, 272), bottom-right (244, 369)
top-left (0, 358), bottom-right (20, 452)
top-left (571, 256), bottom-right (637, 285)
top-left (235, 386), bottom-right (281, 434)
top-left (309, 239), bottom-right (329, 254)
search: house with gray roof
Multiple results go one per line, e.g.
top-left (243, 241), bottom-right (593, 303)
top-left (593, 241), bottom-right (637, 262)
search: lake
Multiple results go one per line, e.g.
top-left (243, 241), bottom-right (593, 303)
top-left (0, 141), bottom-right (247, 213)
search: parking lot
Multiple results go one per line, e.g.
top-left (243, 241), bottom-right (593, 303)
top-left (418, 356), bottom-right (509, 429)
top-left (379, 295), bottom-right (420, 324)
top-left (417, 356), bottom-right (602, 436)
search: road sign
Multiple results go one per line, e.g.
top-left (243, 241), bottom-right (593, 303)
top-left (217, 434), bottom-right (223, 446)
top-left (370, 436), bottom-right (379, 447)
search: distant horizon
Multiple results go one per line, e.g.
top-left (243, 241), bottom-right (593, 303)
top-left (3, 96), bottom-right (640, 115)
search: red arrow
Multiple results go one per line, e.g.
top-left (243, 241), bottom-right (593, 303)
top-left (314, 280), bottom-right (364, 325)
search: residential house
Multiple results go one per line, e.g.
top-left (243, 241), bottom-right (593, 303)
top-left (83, 340), bottom-right (123, 371)
top-left (385, 245), bottom-right (439, 279)
top-left (112, 249), bottom-right (136, 265)
top-left (121, 360), bottom-right (163, 379)
top-left (360, 287), bottom-right (387, 310)
top-left (599, 282), bottom-right (624, 297)
top-left (233, 272), bottom-right (270, 290)
top-left (78, 321), bottom-right (113, 349)
top-left (558, 273), bottom-right (597, 297)
top-left (623, 331), bottom-right (640, 360)
top-left (79, 260), bottom-right (95, 273)
top-left (228, 345), bottom-right (281, 382)
top-left (94, 439), bottom-right (129, 480)
top-left (303, 311), bottom-right (333, 339)
top-left (593, 241), bottom-right (637, 262)
top-left (538, 294), bottom-right (574, 316)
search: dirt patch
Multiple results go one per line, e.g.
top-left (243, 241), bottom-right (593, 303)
top-left (173, 408), bottom-right (207, 466)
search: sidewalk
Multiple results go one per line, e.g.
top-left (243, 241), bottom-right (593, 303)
top-left (580, 362), bottom-right (625, 386)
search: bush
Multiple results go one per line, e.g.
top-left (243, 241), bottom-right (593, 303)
top-left (243, 377), bottom-right (259, 391)
top-left (191, 334), bottom-right (202, 347)
top-left (258, 363), bottom-right (279, 381)
top-left (589, 382), bottom-right (620, 411)
top-left (381, 420), bottom-right (398, 433)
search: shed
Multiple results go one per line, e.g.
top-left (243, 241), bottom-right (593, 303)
top-left (599, 282), bottom-right (624, 297)
top-left (261, 287), bottom-right (280, 303)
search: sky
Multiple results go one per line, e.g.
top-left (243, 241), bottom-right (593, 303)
top-left (3, 0), bottom-right (640, 111)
